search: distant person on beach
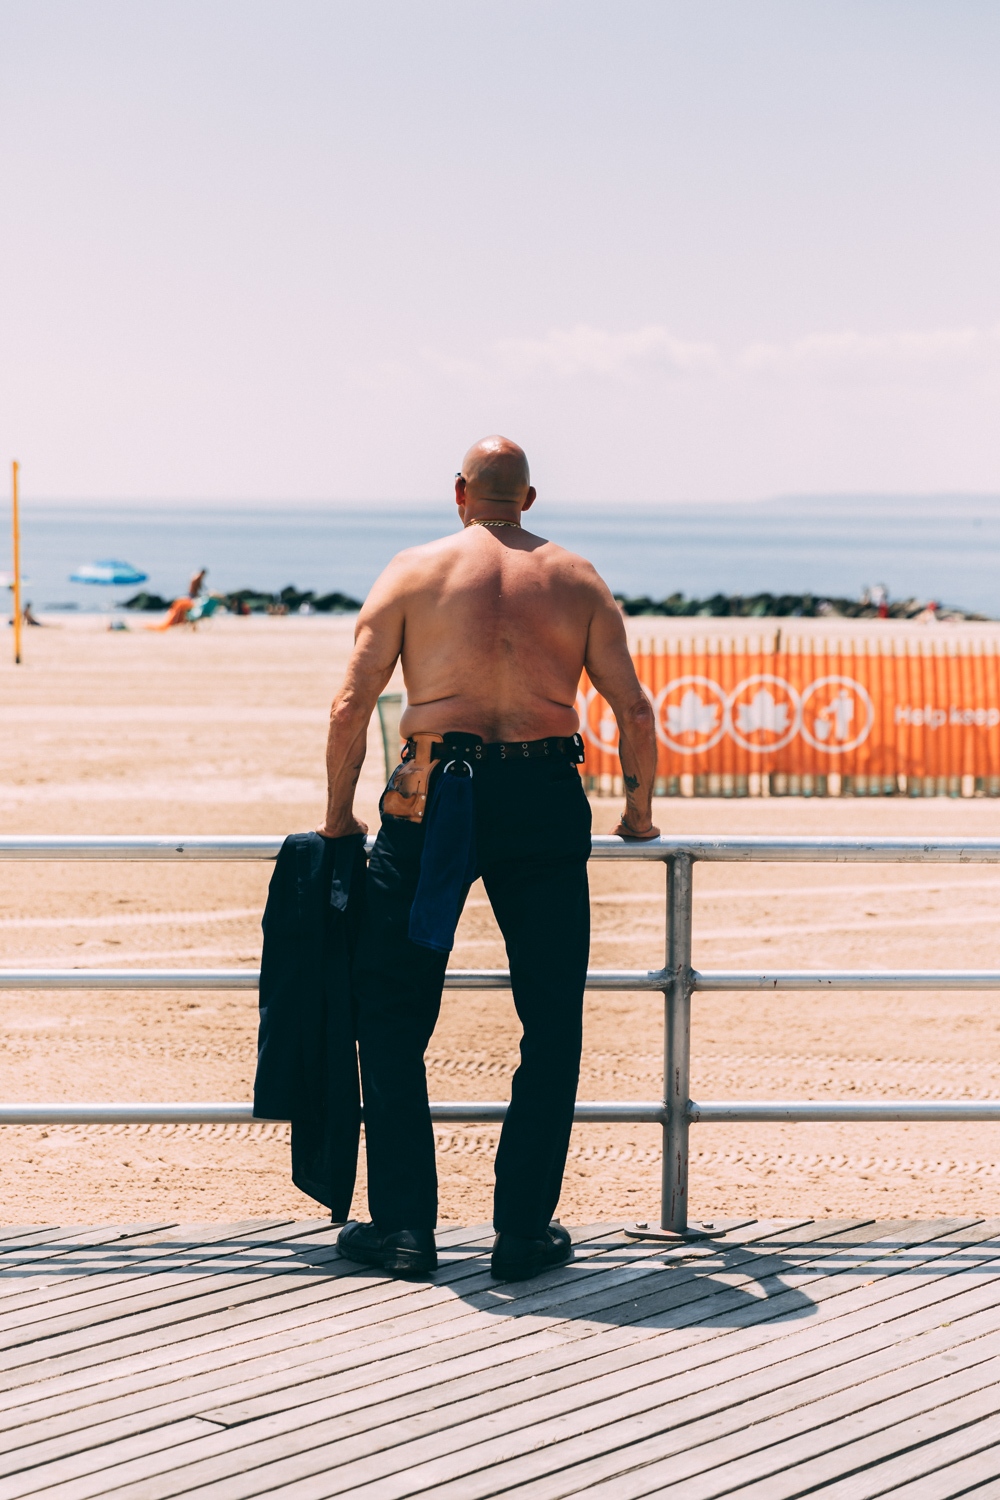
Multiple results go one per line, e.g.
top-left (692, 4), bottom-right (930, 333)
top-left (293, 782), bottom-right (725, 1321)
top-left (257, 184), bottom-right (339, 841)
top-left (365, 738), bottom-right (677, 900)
top-left (146, 567), bottom-right (209, 631)
top-left (320, 435), bottom-right (658, 1281)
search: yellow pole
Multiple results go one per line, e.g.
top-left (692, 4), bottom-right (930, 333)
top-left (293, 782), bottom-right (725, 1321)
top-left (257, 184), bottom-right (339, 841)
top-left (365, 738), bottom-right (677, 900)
top-left (11, 460), bottom-right (22, 665)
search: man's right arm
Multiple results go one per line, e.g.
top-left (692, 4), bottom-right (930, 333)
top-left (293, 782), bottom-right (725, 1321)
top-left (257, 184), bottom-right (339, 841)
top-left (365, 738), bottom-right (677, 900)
top-left (318, 566), bottom-right (406, 839)
top-left (583, 583), bottom-right (660, 840)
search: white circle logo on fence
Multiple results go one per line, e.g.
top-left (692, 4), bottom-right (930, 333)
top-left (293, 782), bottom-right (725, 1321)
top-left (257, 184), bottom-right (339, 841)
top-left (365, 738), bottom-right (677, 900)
top-left (654, 676), bottom-right (728, 755)
top-left (583, 670), bottom-right (876, 760)
top-left (726, 675), bottom-right (802, 753)
top-left (800, 676), bottom-right (874, 754)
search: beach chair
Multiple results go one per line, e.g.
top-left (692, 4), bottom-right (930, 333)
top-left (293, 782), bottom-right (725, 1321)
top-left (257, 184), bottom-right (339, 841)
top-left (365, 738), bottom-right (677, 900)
top-left (145, 593), bottom-right (222, 631)
top-left (186, 595), bottom-right (222, 626)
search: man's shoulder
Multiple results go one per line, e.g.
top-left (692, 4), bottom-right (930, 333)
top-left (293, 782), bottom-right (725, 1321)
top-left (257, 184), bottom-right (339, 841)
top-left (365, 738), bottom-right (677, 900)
top-left (403, 530), bottom-right (468, 560)
top-left (381, 532), bottom-right (464, 576)
top-left (532, 537), bottom-right (606, 591)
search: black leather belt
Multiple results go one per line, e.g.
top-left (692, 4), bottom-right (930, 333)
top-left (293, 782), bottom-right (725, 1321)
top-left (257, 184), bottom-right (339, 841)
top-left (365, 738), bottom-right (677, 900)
top-left (421, 732), bottom-right (585, 765)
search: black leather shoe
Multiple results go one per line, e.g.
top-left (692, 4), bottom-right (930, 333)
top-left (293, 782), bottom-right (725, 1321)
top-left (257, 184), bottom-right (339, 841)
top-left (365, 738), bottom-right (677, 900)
top-left (491, 1223), bottom-right (572, 1282)
top-left (337, 1220), bottom-right (438, 1277)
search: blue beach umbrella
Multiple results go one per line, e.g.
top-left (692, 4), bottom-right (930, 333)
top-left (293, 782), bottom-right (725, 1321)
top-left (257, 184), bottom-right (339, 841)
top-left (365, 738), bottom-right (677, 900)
top-left (69, 560), bottom-right (148, 586)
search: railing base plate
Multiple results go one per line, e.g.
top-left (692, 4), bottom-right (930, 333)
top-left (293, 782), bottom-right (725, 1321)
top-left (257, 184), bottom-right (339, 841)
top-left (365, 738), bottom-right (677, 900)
top-left (623, 1216), bottom-right (755, 1242)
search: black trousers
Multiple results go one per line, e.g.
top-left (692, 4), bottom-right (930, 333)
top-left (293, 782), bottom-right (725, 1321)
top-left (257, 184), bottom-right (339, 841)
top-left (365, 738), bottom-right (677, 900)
top-left (354, 754), bottom-right (592, 1238)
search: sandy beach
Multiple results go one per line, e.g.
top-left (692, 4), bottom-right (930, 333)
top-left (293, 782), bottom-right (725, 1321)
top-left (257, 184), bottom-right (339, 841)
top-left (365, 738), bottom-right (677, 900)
top-left (2, 613), bottom-right (1000, 1229)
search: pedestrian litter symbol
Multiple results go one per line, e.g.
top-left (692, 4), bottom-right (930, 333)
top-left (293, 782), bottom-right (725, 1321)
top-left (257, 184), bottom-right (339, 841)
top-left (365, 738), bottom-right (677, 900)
top-left (801, 676), bottom-right (874, 754)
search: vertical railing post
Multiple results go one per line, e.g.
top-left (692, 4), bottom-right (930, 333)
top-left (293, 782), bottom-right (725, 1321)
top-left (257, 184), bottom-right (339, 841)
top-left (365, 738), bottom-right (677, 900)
top-left (662, 851), bottom-right (693, 1233)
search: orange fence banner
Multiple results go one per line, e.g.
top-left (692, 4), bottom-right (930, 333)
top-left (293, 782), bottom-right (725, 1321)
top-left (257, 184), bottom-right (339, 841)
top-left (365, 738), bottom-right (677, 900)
top-left (578, 640), bottom-right (1000, 790)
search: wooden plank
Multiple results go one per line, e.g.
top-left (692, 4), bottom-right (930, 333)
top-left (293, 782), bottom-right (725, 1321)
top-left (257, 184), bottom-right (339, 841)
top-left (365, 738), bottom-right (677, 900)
top-left (0, 1230), bottom-right (387, 1408)
top-left (0, 1219), bottom-right (773, 1399)
top-left (538, 1323), bottom-right (1000, 1499)
top-left (0, 1212), bottom-right (911, 1458)
top-left (827, 1440), bottom-right (1000, 1500)
top-left (197, 1222), bottom-right (812, 1425)
top-left (0, 1221), bottom-right (347, 1343)
top-left (888, 1453), bottom-right (1000, 1500)
top-left (715, 1385), bottom-right (1000, 1500)
top-left (0, 1218), bottom-right (905, 1476)
top-left (21, 1218), bottom-right (1000, 1500)
top-left (434, 1224), bottom-right (495, 1247)
top-left (0, 1218), bottom-right (875, 1488)
top-left (0, 1230), bottom-right (546, 1414)
top-left (397, 1224), bottom-right (1000, 1500)
top-left (0, 1218), bottom-right (827, 1464)
top-left (194, 1243), bottom-right (1000, 1438)
top-left (0, 1230), bottom-right (689, 1488)
top-left (0, 1224), bottom-right (195, 1318)
top-left (0, 1226), bottom-right (154, 1267)
top-left (0, 1221), bottom-right (289, 1289)
top-left (0, 1218), bottom-right (779, 1428)
top-left (169, 1325), bottom-right (1000, 1500)
top-left (553, 1278), bottom-right (1000, 1499)
top-left (0, 1226), bottom-right (381, 1369)
top-left (554, 1308), bottom-right (1000, 1500)
top-left (0, 1220), bottom-right (324, 1311)
top-left (0, 1221), bottom-right (307, 1318)
top-left (51, 1286), bottom-right (1000, 1500)
top-left (309, 1218), bottom-right (879, 1363)
top-left (26, 1225), bottom-right (935, 1489)
top-left (0, 1218), bottom-right (644, 1416)
top-left (0, 1230), bottom-right (734, 1464)
top-left (0, 1230), bottom-right (827, 1464)
top-left (235, 1224), bottom-right (1000, 1500)
top-left (0, 1419), bottom-right (227, 1500)
top-left (0, 1224), bottom-right (971, 1482)
top-left (571, 1349), bottom-right (1000, 1500)
top-left (0, 1217), bottom-right (488, 1353)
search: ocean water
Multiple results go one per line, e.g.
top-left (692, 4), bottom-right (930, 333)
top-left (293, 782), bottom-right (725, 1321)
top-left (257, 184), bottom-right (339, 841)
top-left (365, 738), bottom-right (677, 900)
top-left (6, 495), bottom-right (1000, 616)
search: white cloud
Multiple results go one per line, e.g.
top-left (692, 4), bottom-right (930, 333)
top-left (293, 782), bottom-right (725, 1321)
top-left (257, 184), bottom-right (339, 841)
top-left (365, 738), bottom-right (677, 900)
top-left (741, 324), bottom-right (1000, 385)
top-left (455, 319), bottom-right (1000, 388)
top-left (419, 319), bottom-right (1000, 397)
top-left (404, 318), bottom-right (1000, 500)
top-left (490, 324), bottom-right (720, 380)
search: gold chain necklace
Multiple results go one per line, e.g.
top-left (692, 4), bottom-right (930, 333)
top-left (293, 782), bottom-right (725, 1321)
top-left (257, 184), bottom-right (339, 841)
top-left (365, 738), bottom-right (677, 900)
top-left (467, 518), bottom-right (521, 529)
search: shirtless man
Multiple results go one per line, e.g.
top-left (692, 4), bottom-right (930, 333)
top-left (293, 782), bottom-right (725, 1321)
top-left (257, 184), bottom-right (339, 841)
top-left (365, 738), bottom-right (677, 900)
top-left (321, 436), bottom-right (658, 1279)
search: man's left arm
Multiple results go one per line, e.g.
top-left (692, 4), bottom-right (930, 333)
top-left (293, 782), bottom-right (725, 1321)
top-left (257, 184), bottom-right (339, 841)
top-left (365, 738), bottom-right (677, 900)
top-left (583, 584), bottom-right (660, 840)
top-left (318, 570), bottom-right (405, 839)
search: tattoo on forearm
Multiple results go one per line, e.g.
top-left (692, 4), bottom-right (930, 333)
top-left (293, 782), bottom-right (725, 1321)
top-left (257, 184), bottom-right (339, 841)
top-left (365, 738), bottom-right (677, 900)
top-left (624, 774), bottom-right (640, 793)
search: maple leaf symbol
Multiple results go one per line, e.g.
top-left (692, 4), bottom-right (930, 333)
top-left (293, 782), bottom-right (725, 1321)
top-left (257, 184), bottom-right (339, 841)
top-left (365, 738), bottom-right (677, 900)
top-left (736, 690), bottom-right (789, 736)
top-left (667, 690), bottom-right (718, 736)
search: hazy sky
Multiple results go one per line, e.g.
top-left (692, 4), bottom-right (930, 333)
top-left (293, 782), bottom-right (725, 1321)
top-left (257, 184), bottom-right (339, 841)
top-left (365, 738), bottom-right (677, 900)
top-left (1, 1), bottom-right (998, 503)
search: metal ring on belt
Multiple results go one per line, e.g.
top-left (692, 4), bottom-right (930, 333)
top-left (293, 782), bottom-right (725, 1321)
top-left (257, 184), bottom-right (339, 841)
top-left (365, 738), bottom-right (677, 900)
top-left (442, 758), bottom-right (473, 778)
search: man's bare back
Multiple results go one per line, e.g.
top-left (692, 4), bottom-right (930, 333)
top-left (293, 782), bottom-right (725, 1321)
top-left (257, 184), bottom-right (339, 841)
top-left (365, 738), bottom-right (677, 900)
top-left (386, 527), bottom-right (599, 742)
top-left (320, 435), bottom-right (659, 840)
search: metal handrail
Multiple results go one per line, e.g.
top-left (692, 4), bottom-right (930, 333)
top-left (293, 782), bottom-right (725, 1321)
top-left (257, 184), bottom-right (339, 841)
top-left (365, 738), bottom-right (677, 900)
top-left (4, 967), bottom-right (1000, 992)
top-left (3, 833), bottom-right (1000, 1236)
top-left (5, 833), bottom-right (1000, 860)
top-left (0, 1101), bottom-right (667, 1126)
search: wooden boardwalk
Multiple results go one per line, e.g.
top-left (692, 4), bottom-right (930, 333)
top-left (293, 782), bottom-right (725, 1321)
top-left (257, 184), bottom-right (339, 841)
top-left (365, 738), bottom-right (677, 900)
top-left (1, 1218), bottom-right (1000, 1499)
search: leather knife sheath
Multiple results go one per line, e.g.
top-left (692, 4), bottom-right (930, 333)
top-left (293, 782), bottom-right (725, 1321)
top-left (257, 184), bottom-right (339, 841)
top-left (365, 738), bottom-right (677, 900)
top-left (382, 732), bottom-right (444, 823)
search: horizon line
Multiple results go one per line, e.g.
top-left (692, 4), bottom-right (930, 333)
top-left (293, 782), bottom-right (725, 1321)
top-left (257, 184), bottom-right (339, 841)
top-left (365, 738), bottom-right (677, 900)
top-left (13, 491), bottom-right (1000, 511)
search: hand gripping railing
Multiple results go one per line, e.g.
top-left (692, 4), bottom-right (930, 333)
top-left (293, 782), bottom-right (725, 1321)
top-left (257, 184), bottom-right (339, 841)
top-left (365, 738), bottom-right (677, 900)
top-left (4, 834), bottom-right (1000, 1239)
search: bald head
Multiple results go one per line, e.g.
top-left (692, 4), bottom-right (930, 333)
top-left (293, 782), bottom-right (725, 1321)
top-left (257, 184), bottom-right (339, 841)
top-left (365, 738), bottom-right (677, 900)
top-left (459, 436), bottom-right (531, 507)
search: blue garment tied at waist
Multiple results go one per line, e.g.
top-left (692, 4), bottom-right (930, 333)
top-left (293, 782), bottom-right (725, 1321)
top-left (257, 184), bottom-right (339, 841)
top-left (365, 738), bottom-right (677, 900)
top-left (408, 764), bottom-right (477, 953)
